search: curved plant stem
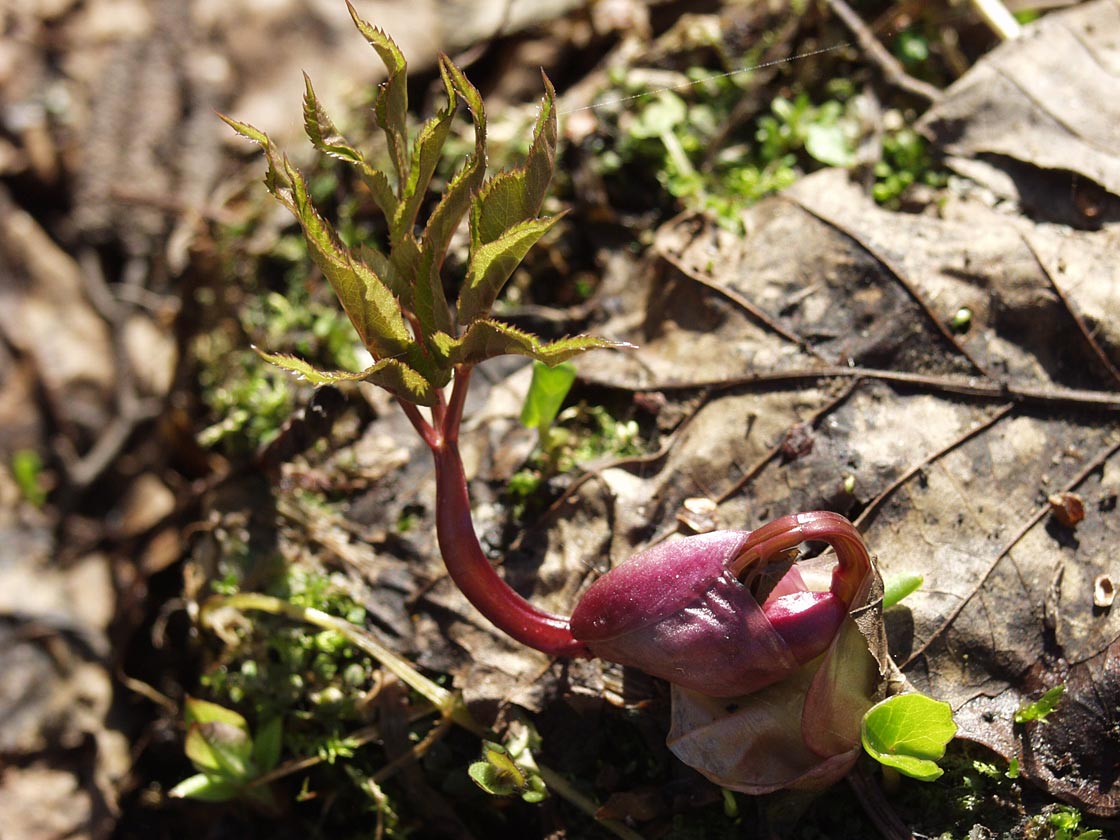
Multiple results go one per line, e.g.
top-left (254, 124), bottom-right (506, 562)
top-left (430, 431), bottom-right (590, 658)
top-left (730, 510), bottom-right (871, 605)
top-left (416, 367), bottom-right (590, 658)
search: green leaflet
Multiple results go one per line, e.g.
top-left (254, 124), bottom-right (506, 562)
top-left (255, 350), bottom-right (435, 406)
top-left (520, 361), bottom-right (576, 431)
top-left (441, 319), bottom-right (631, 367)
top-left (168, 773), bottom-right (240, 802)
top-left (458, 216), bottom-right (563, 325)
top-left (346, 1), bottom-right (409, 184)
top-left (861, 693), bottom-right (956, 781)
top-left (185, 722), bottom-right (253, 779)
top-left (1015, 684), bottom-right (1065, 724)
top-left (395, 103), bottom-right (456, 241)
top-left (302, 74), bottom-right (398, 220)
top-left (469, 74), bottom-right (557, 248)
top-left (184, 695), bottom-right (251, 729)
top-left (221, 114), bottom-right (410, 360)
top-left (430, 57), bottom-right (488, 254)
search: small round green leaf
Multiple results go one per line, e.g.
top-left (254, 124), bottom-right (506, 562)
top-left (861, 693), bottom-right (957, 782)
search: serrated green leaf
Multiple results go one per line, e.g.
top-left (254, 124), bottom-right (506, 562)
top-left (424, 56), bottom-right (486, 270)
top-left (861, 693), bottom-right (956, 782)
top-left (218, 112), bottom-right (269, 147)
top-left (169, 772), bottom-right (241, 802)
top-left (1015, 684), bottom-right (1065, 724)
top-left (521, 361), bottom-right (576, 431)
top-left (385, 234), bottom-right (421, 313)
top-left (458, 216), bottom-right (562, 325)
top-left (252, 717), bottom-right (283, 773)
top-left (469, 73), bottom-right (557, 248)
top-left (302, 74), bottom-right (398, 221)
top-left (413, 250), bottom-right (453, 339)
top-left (445, 319), bottom-right (630, 367)
top-left (301, 73), bottom-right (365, 168)
top-left (346, 1), bottom-right (408, 184)
top-left (184, 696), bottom-right (249, 730)
top-left (186, 721), bottom-right (254, 779)
top-left (256, 349), bottom-right (436, 406)
top-left (411, 56), bottom-right (489, 339)
top-left (395, 103), bottom-right (456, 242)
top-left (284, 165), bottom-right (411, 359)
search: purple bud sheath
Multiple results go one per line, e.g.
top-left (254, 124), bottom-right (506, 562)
top-left (570, 511), bottom-right (872, 696)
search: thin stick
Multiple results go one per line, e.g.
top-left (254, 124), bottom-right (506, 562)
top-left (1022, 233), bottom-right (1120, 390)
top-left (585, 364), bottom-right (1120, 413)
top-left (825, 0), bottom-right (942, 104)
top-left (854, 403), bottom-right (1014, 529)
top-left (902, 435), bottom-right (1120, 668)
top-left (970, 0), bottom-right (1022, 40)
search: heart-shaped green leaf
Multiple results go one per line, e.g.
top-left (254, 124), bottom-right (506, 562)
top-left (861, 693), bottom-right (956, 781)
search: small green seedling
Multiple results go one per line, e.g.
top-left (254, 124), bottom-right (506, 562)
top-left (11, 449), bottom-right (46, 508)
top-left (170, 696), bottom-right (282, 807)
top-left (861, 693), bottom-right (957, 781)
top-left (468, 739), bottom-right (547, 804)
top-left (1014, 684), bottom-right (1065, 724)
top-left (1047, 806), bottom-right (1102, 840)
top-left (468, 715), bottom-right (548, 803)
top-left (950, 307), bottom-right (973, 334)
top-left (882, 573), bottom-right (924, 609)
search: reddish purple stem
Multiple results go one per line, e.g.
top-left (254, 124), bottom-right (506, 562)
top-left (419, 368), bottom-right (591, 658)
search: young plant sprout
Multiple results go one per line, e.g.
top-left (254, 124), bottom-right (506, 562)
top-left (226, 3), bottom-right (889, 795)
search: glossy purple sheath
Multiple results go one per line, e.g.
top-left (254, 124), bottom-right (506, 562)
top-left (569, 511), bottom-right (871, 696)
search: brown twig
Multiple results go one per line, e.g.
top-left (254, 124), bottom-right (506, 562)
top-left (586, 363), bottom-right (1120, 412)
top-left (783, 196), bottom-right (992, 377)
top-left (1021, 233), bottom-right (1120, 390)
top-left (902, 434), bottom-right (1120, 668)
top-left (854, 403), bottom-right (1014, 529)
top-left (824, 0), bottom-right (943, 104)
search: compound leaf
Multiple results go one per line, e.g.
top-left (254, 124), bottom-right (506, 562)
top-left (221, 116), bottom-right (410, 358)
